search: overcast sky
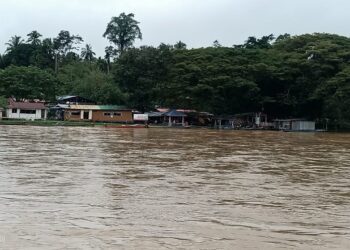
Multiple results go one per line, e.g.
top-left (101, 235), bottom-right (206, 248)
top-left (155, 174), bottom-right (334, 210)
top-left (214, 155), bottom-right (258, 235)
top-left (1, 0), bottom-right (349, 56)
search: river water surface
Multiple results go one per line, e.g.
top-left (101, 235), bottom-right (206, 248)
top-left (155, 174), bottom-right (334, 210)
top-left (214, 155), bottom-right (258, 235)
top-left (0, 126), bottom-right (349, 249)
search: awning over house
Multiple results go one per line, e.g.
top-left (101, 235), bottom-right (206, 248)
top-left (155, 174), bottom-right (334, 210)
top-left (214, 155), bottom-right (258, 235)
top-left (273, 119), bottom-right (307, 122)
top-left (51, 104), bottom-right (69, 109)
top-left (213, 115), bottom-right (235, 120)
top-left (147, 111), bottom-right (166, 117)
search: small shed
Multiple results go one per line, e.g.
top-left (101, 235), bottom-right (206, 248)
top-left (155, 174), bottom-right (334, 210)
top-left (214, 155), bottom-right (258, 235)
top-left (291, 120), bottom-right (315, 131)
top-left (49, 104), bottom-right (69, 120)
top-left (146, 111), bottom-right (166, 124)
top-left (6, 99), bottom-right (48, 120)
top-left (164, 110), bottom-right (187, 127)
top-left (185, 111), bottom-right (213, 126)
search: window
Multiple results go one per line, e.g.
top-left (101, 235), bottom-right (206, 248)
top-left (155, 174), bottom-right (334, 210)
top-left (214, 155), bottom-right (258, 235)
top-left (20, 110), bottom-right (36, 114)
top-left (104, 112), bottom-right (122, 117)
top-left (70, 111), bottom-right (81, 116)
top-left (12, 109), bottom-right (17, 113)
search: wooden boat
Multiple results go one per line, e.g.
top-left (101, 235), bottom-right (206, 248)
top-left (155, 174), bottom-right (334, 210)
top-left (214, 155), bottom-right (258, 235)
top-left (103, 124), bottom-right (148, 128)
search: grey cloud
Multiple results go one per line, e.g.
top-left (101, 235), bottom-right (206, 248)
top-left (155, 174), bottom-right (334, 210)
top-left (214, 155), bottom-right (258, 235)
top-left (1, 0), bottom-right (349, 56)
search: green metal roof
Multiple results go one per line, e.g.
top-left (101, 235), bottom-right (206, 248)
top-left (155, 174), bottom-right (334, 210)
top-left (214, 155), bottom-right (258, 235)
top-left (68, 104), bottom-right (130, 110)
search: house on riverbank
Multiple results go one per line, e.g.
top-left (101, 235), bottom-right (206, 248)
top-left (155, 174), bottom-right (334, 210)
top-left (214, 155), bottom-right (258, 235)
top-left (63, 104), bottom-right (133, 123)
top-left (51, 95), bottom-right (96, 120)
top-left (273, 119), bottom-right (316, 131)
top-left (164, 110), bottom-right (187, 127)
top-left (147, 108), bottom-right (212, 127)
top-left (5, 99), bottom-right (47, 120)
top-left (0, 108), bottom-right (3, 120)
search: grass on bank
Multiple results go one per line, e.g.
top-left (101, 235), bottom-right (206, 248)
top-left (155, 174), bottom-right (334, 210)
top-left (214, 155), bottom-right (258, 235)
top-left (0, 119), bottom-right (127, 127)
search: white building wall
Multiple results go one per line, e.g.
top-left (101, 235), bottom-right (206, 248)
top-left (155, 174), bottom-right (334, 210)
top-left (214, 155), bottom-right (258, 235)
top-left (292, 121), bottom-right (315, 131)
top-left (6, 108), bottom-right (47, 120)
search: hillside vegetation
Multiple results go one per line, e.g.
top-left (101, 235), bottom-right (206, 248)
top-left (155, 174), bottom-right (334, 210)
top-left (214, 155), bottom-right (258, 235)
top-left (0, 15), bottom-right (349, 129)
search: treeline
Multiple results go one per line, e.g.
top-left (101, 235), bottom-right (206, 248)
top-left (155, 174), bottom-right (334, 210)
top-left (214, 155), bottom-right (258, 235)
top-left (0, 13), bottom-right (350, 128)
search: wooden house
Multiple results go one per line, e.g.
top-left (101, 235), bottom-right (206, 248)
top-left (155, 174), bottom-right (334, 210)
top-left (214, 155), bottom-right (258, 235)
top-left (64, 104), bottom-right (133, 123)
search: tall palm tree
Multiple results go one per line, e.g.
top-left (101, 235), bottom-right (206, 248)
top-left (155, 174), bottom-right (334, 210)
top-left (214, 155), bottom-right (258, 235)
top-left (5, 36), bottom-right (24, 52)
top-left (53, 30), bottom-right (84, 74)
top-left (104, 46), bottom-right (115, 74)
top-left (27, 30), bottom-right (42, 46)
top-left (81, 44), bottom-right (96, 62)
top-left (174, 41), bottom-right (187, 50)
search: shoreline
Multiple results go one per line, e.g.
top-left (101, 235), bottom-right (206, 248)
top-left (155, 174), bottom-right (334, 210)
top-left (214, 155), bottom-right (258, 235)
top-left (0, 119), bottom-right (344, 132)
top-left (0, 119), bottom-right (130, 127)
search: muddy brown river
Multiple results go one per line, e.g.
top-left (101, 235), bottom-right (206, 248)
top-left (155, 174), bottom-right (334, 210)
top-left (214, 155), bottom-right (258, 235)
top-left (0, 126), bottom-right (349, 249)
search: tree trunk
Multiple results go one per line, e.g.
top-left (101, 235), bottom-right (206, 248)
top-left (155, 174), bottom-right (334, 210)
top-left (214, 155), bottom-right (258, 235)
top-left (107, 59), bottom-right (110, 74)
top-left (54, 53), bottom-right (59, 74)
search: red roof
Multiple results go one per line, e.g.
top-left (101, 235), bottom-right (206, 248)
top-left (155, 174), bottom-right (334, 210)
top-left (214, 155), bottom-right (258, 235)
top-left (8, 99), bottom-right (47, 110)
top-left (156, 108), bottom-right (169, 113)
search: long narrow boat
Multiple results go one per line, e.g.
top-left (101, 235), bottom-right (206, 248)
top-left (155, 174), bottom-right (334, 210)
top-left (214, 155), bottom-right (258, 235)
top-left (103, 124), bottom-right (148, 128)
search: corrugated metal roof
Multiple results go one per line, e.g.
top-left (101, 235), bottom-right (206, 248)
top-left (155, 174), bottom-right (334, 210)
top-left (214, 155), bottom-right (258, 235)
top-left (67, 104), bottom-right (130, 111)
top-left (50, 104), bottom-right (69, 109)
top-left (8, 101), bottom-right (47, 110)
top-left (56, 95), bottom-right (96, 105)
top-left (164, 110), bottom-right (187, 117)
top-left (57, 95), bottom-right (77, 100)
top-left (146, 111), bottom-right (165, 117)
top-left (273, 119), bottom-right (308, 122)
top-left (57, 104), bottom-right (69, 109)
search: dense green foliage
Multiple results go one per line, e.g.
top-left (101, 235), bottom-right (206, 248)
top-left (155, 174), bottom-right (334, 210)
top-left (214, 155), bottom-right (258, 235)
top-left (0, 65), bottom-right (57, 100)
top-left (103, 12), bottom-right (142, 55)
top-left (0, 13), bottom-right (350, 128)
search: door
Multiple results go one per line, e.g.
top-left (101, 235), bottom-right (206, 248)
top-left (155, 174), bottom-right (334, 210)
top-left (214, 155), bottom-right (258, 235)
top-left (83, 111), bottom-right (89, 120)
